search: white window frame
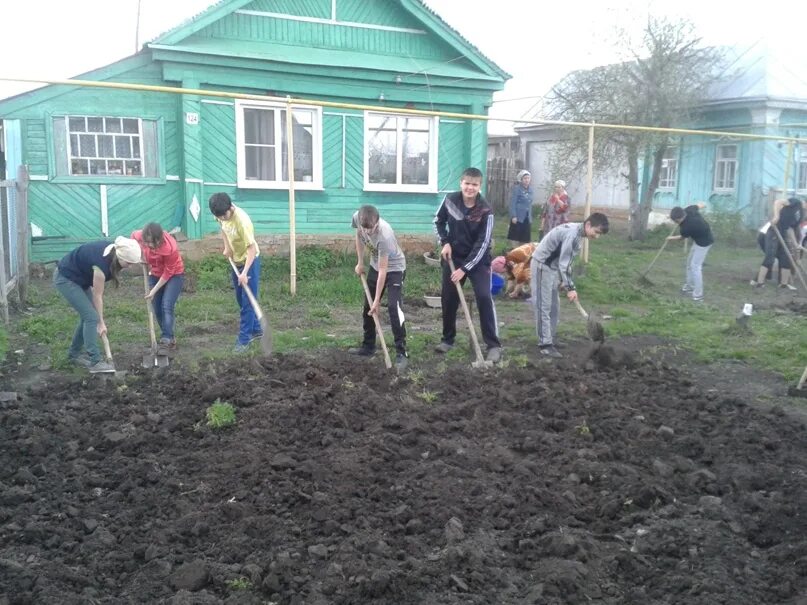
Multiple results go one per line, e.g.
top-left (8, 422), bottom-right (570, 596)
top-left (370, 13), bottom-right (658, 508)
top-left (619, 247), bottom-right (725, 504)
top-left (713, 144), bottom-right (738, 192)
top-left (235, 99), bottom-right (322, 190)
top-left (363, 111), bottom-right (439, 193)
top-left (797, 157), bottom-right (807, 193)
top-left (658, 146), bottom-right (679, 190)
top-left (65, 115), bottom-right (144, 177)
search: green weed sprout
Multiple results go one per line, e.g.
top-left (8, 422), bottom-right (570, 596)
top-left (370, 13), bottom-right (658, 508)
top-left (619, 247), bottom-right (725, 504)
top-left (206, 399), bottom-right (236, 429)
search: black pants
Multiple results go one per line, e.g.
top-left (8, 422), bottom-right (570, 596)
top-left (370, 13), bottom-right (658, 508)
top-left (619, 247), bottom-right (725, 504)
top-left (362, 267), bottom-right (406, 354)
top-left (440, 259), bottom-right (500, 349)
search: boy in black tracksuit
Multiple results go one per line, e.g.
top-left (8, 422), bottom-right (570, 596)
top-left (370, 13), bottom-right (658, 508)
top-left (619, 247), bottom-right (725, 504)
top-left (433, 167), bottom-right (502, 363)
top-left (668, 204), bottom-right (714, 302)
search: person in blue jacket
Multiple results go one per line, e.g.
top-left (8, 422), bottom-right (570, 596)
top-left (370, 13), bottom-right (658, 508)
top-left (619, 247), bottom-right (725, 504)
top-left (508, 169), bottom-right (534, 245)
top-left (53, 237), bottom-right (142, 372)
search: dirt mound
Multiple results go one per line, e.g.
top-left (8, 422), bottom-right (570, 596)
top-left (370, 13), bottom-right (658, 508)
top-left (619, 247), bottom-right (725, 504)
top-left (2, 353), bottom-right (806, 604)
top-left (786, 301), bottom-right (807, 315)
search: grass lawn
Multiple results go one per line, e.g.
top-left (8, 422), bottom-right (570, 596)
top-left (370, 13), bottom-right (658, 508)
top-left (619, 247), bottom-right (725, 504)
top-left (4, 213), bottom-right (805, 383)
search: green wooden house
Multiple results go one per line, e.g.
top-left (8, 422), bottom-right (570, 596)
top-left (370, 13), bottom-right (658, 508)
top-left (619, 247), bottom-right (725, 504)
top-left (0, 0), bottom-right (508, 262)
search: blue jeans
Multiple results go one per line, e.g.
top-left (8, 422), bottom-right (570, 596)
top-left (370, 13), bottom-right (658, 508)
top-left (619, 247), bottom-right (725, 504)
top-left (148, 273), bottom-right (184, 341)
top-left (231, 256), bottom-right (262, 345)
top-left (53, 269), bottom-right (102, 364)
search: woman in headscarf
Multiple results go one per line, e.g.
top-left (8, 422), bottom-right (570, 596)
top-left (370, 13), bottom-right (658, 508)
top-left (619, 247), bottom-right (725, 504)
top-left (508, 169), bottom-right (534, 245)
top-left (542, 179), bottom-right (571, 236)
top-left (52, 236), bottom-right (142, 372)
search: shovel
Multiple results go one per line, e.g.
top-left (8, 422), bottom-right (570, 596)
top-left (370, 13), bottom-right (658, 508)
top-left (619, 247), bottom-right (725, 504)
top-left (789, 364), bottom-right (807, 398)
top-left (98, 333), bottom-right (118, 374)
top-left (228, 258), bottom-right (273, 355)
top-left (359, 274), bottom-right (392, 370)
top-left (142, 265), bottom-right (170, 369)
top-left (637, 225), bottom-right (678, 287)
top-left (573, 298), bottom-right (605, 343)
top-left (448, 259), bottom-right (492, 368)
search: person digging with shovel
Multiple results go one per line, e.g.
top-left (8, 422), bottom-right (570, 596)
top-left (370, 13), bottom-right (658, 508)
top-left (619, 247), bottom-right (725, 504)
top-left (433, 167), bottom-right (502, 364)
top-left (667, 204), bottom-right (714, 302)
top-left (208, 192), bottom-right (263, 354)
top-left (348, 205), bottom-right (409, 371)
top-left (530, 213), bottom-right (609, 358)
top-left (53, 237), bottom-right (142, 373)
top-left (132, 222), bottom-right (185, 354)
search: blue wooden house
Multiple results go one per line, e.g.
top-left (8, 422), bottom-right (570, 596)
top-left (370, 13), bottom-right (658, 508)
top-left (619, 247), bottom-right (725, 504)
top-left (516, 40), bottom-right (807, 227)
top-left (0, 0), bottom-right (508, 262)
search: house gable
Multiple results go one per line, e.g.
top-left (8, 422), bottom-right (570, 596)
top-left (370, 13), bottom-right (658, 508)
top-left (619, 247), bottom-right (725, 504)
top-left (148, 0), bottom-right (507, 89)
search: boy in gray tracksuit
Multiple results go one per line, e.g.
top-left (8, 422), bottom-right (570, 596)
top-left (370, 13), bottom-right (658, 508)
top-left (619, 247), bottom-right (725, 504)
top-left (530, 213), bottom-right (609, 358)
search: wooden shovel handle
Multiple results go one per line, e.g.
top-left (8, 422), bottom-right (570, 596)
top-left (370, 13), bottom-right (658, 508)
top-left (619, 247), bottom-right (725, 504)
top-left (572, 298), bottom-right (589, 319)
top-left (101, 332), bottom-right (113, 363)
top-left (143, 264), bottom-right (158, 348)
top-left (641, 225), bottom-right (678, 277)
top-left (228, 258), bottom-right (264, 321)
top-left (359, 274), bottom-right (393, 370)
top-left (448, 259), bottom-right (486, 365)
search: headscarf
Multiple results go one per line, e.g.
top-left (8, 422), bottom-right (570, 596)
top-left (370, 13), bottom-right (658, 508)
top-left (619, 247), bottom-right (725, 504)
top-left (554, 180), bottom-right (566, 188)
top-left (516, 170), bottom-right (531, 182)
top-left (103, 236), bottom-right (142, 264)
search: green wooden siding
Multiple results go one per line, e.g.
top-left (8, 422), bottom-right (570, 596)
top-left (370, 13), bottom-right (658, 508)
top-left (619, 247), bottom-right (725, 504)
top-left (248, 0), bottom-right (330, 18)
top-left (322, 112), bottom-right (345, 189)
top-left (201, 15), bottom-right (451, 60)
top-left (106, 182), bottom-right (182, 236)
top-left (29, 183), bottom-right (102, 239)
top-left (437, 120), bottom-right (466, 190)
top-left (26, 119), bottom-right (48, 176)
top-left (343, 115), bottom-right (364, 190)
top-left (201, 102), bottom-right (237, 183)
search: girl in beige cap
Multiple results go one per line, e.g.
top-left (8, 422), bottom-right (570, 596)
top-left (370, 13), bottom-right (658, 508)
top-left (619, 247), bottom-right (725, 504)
top-left (53, 237), bottom-right (141, 373)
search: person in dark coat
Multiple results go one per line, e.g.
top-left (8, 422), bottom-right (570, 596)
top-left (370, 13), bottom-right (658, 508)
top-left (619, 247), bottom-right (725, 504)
top-left (507, 170), bottom-right (534, 245)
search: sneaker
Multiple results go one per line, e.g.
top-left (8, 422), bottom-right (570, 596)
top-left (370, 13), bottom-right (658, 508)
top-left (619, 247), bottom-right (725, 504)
top-left (348, 345), bottom-right (375, 357)
top-left (158, 337), bottom-right (177, 350)
top-left (680, 286), bottom-right (693, 294)
top-left (248, 332), bottom-right (264, 343)
top-left (233, 342), bottom-right (250, 354)
top-left (750, 280), bottom-right (764, 288)
top-left (69, 354), bottom-right (93, 368)
top-left (539, 345), bottom-right (562, 359)
top-left (485, 347), bottom-right (502, 363)
top-left (88, 360), bottom-right (116, 374)
top-left (434, 341), bottom-right (454, 353)
top-left (779, 283), bottom-right (797, 291)
top-left (395, 352), bottom-right (409, 371)
top-left (692, 297), bottom-right (704, 303)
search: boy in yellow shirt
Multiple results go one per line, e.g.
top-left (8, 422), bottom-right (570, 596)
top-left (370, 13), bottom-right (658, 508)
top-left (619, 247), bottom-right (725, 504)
top-left (208, 192), bottom-right (262, 353)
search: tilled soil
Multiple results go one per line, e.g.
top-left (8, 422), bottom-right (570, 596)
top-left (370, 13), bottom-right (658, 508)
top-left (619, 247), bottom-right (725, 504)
top-left (1, 348), bottom-right (807, 605)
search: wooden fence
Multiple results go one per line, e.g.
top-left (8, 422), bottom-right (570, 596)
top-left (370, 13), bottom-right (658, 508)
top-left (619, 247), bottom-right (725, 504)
top-left (486, 156), bottom-right (524, 213)
top-left (0, 165), bottom-right (29, 324)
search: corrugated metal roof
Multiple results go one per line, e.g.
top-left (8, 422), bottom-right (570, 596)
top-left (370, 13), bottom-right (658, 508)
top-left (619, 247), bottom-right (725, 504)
top-left (707, 39), bottom-right (807, 104)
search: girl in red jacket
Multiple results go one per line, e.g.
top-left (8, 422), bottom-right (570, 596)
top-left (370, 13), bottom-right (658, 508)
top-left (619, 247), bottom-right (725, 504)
top-left (131, 223), bottom-right (185, 350)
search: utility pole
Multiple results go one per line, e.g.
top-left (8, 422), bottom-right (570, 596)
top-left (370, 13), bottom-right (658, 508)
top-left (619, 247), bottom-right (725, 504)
top-left (135, 0), bottom-right (143, 53)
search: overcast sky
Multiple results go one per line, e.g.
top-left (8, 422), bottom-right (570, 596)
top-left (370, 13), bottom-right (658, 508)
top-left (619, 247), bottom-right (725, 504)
top-left (0, 0), bottom-right (796, 134)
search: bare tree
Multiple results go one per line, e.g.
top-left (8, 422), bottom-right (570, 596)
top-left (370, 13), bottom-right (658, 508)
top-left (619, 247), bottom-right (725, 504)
top-left (545, 17), bottom-right (726, 240)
